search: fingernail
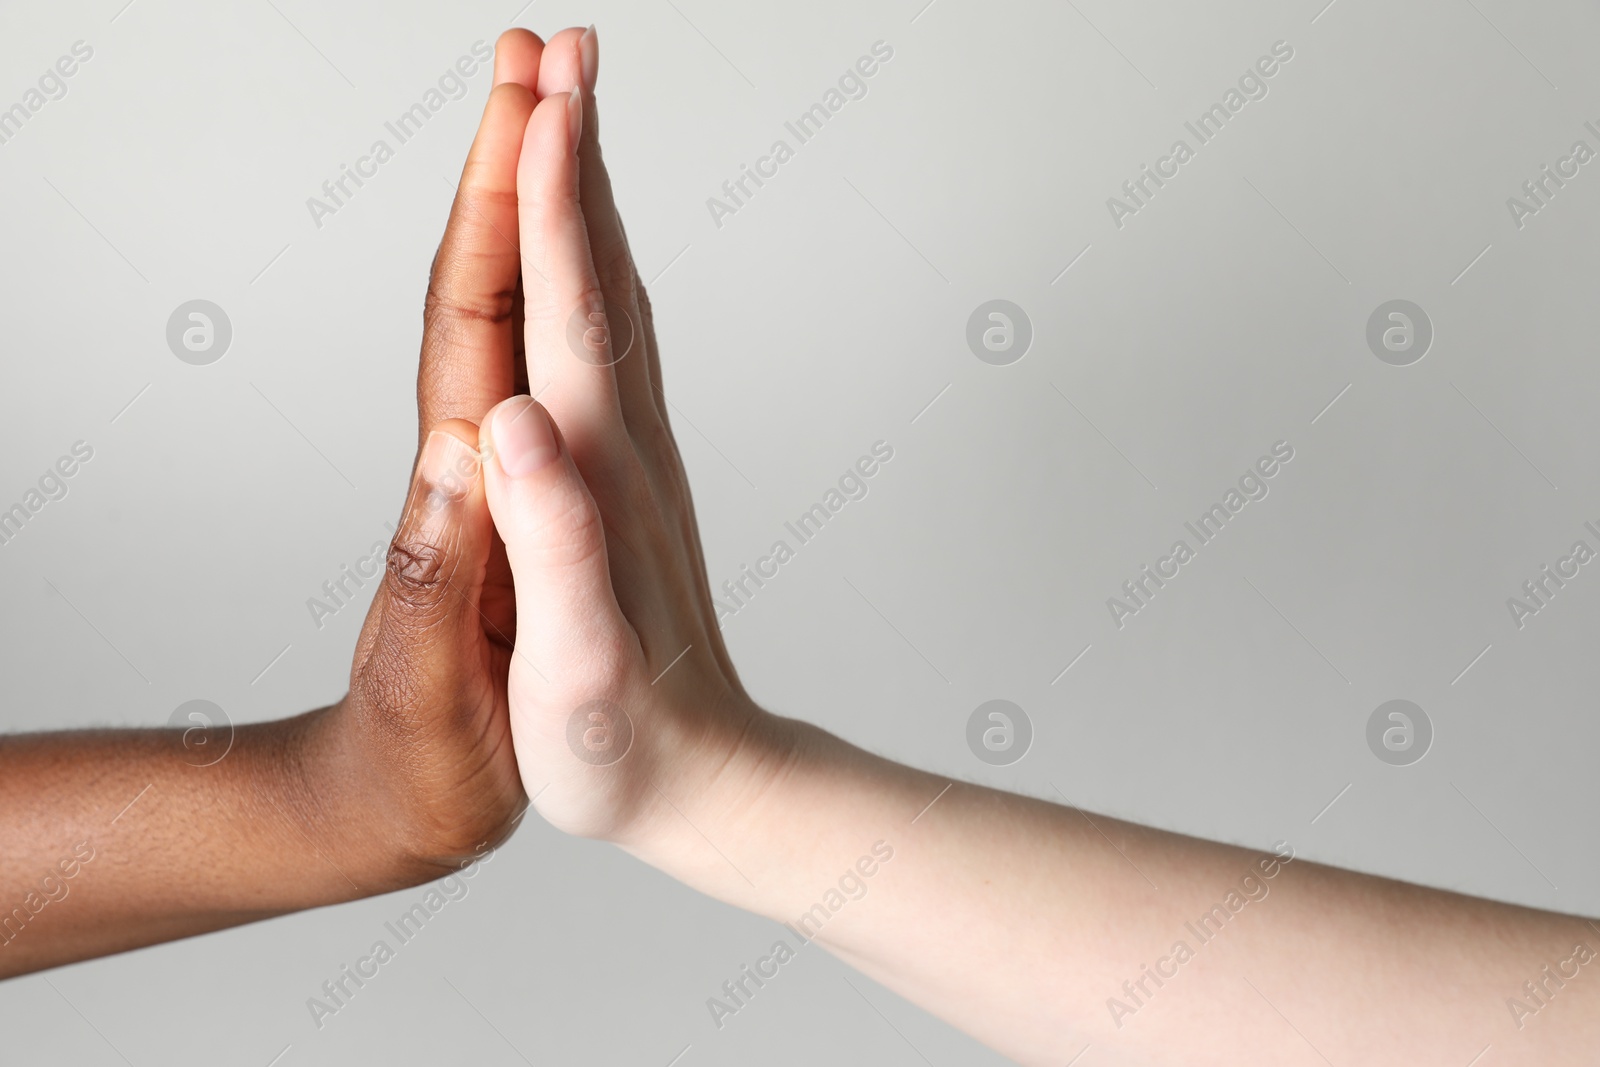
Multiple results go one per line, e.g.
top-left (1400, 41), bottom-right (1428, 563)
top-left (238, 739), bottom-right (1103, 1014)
top-left (579, 25), bottom-right (599, 94)
top-left (567, 87), bottom-right (583, 149)
top-left (418, 431), bottom-right (481, 500)
top-left (490, 397), bottom-right (559, 478)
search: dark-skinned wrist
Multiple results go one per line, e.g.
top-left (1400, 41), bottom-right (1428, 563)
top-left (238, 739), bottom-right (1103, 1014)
top-left (282, 700), bottom-right (445, 898)
top-left (298, 694), bottom-right (522, 893)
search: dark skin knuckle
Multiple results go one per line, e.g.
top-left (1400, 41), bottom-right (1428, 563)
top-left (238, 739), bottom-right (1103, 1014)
top-left (385, 537), bottom-right (452, 608)
top-left (423, 279), bottom-right (519, 329)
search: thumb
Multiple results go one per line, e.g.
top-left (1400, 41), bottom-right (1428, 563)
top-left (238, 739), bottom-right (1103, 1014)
top-left (478, 396), bottom-right (627, 668)
top-left (356, 420), bottom-right (494, 705)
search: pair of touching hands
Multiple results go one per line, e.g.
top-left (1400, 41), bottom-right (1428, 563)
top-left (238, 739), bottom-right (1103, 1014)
top-left (340, 25), bottom-right (770, 877)
top-left (0, 25), bottom-right (775, 978)
top-left (7, 27), bottom-right (1599, 1067)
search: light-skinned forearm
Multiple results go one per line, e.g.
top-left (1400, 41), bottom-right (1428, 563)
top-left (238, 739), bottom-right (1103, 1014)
top-left (622, 712), bottom-right (1600, 1067)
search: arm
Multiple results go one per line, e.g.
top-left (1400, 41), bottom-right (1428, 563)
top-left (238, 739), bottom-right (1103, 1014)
top-left (632, 724), bottom-right (1600, 1065)
top-left (481, 29), bottom-right (1600, 1066)
top-left (0, 714), bottom-right (416, 973)
top-left (0, 29), bottom-right (554, 979)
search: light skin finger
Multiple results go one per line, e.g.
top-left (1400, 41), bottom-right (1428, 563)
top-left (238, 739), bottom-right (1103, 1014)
top-left (479, 396), bottom-right (630, 665)
top-left (533, 26), bottom-right (586, 99)
top-left (516, 85), bottom-right (628, 457)
top-left (565, 27), bottom-right (663, 441)
top-left (528, 24), bottom-right (641, 439)
top-left (541, 26), bottom-right (726, 675)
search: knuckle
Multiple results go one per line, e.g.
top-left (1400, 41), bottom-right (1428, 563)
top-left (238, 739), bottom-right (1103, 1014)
top-left (570, 278), bottom-right (607, 321)
top-left (636, 279), bottom-right (654, 318)
top-left (631, 411), bottom-right (673, 457)
top-left (593, 238), bottom-right (636, 296)
top-left (384, 535), bottom-right (453, 609)
top-left (454, 182), bottom-right (518, 218)
top-left (423, 279), bottom-right (519, 330)
top-left (540, 487), bottom-right (608, 570)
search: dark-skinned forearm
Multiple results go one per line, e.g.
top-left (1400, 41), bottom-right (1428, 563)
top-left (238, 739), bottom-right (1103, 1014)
top-left (0, 705), bottom-right (419, 978)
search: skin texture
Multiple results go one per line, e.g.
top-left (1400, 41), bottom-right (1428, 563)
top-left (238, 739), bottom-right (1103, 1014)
top-left (2, 25), bottom-right (1598, 1067)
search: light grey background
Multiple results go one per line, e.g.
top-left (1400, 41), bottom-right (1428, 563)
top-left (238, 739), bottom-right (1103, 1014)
top-left (2, 0), bottom-right (1598, 1063)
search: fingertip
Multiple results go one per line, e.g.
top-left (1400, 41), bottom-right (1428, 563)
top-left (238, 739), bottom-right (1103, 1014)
top-left (425, 417), bottom-right (484, 455)
top-left (566, 89), bottom-right (583, 150)
top-left (493, 28), bottom-right (545, 89)
top-left (477, 80), bottom-right (537, 149)
top-left (418, 419), bottom-right (486, 501)
top-left (535, 27), bottom-right (587, 98)
top-left (487, 79), bottom-right (536, 113)
top-left (485, 397), bottom-right (560, 480)
top-left (517, 89), bottom-right (582, 192)
top-left (579, 25), bottom-right (598, 94)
